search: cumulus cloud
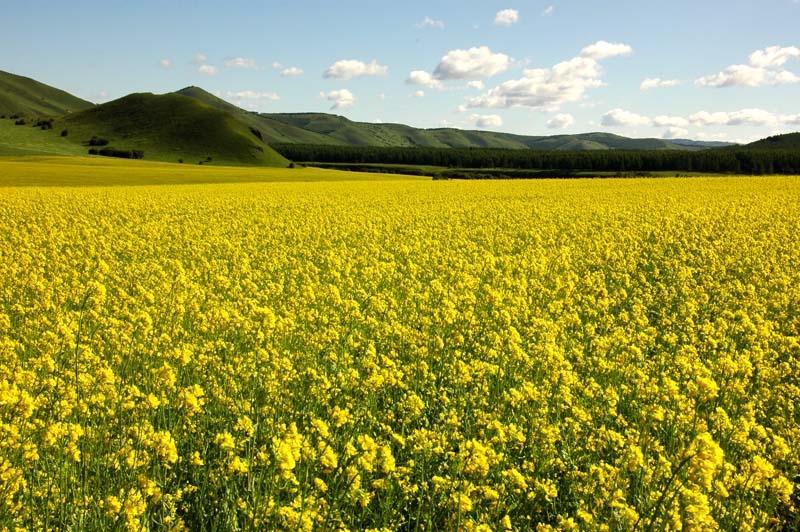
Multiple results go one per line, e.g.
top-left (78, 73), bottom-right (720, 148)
top-left (406, 70), bottom-right (444, 89)
top-left (465, 42), bottom-right (632, 112)
top-left (320, 89), bottom-right (355, 109)
top-left (601, 108), bottom-right (651, 127)
top-left (580, 41), bottom-right (633, 60)
top-left (663, 127), bottom-right (689, 139)
top-left (543, 5), bottom-right (555, 16)
top-left (159, 58), bottom-right (173, 69)
top-left (640, 78), bottom-right (681, 90)
top-left (494, 9), bottom-right (520, 26)
top-left (271, 62), bottom-right (283, 69)
top-left (696, 45), bottom-right (800, 87)
top-left (433, 46), bottom-right (510, 80)
top-left (226, 57), bottom-right (260, 69)
top-left (280, 67), bottom-right (304, 77)
top-left (467, 80), bottom-right (485, 90)
top-left (689, 108), bottom-right (779, 126)
top-left (547, 113), bottom-right (575, 129)
top-left (324, 59), bottom-right (388, 80)
top-left (197, 64), bottom-right (218, 76)
top-left (417, 16), bottom-right (444, 29)
top-left (597, 107), bottom-right (796, 131)
top-left (467, 56), bottom-right (603, 111)
top-left (749, 45), bottom-right (800, 68)
top-left (226, 91), bottom-right (280, 101)
top-left (193, 53), bottom-right (208, 64)
top-left (471, 114), bottom-right (503, 128)
top-left (653, 115), bottom-right (690, 127)
top-left (411, 90), bottom-right (425, 98)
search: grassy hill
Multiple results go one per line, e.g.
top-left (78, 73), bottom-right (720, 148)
top-left (59, 93), bottom-right (289, 167)
top-left (744, 132), bottom-right (800, 150)
top-left (0, 70), bottom-right (93, 117)
top-left (174, 88), bottom-right (339, 145)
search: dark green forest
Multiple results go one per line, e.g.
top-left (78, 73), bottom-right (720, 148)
top-left (272, 144), bottom-right (800, 175)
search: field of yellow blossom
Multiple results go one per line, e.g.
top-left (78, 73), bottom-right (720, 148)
top-left (0, 170), bottom-right (798, 531)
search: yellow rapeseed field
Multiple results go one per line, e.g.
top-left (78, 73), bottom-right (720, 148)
top-left (0, 175), bottom-right (798, 531)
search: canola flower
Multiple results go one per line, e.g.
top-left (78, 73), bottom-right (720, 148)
top-left (0, 176), bottom-right (798, 530)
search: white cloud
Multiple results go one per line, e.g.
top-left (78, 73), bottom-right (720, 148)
top-left (749, 45), bottom-right (800, 68)
top-left (411, 90), bottom-right (425, 98)
top-left (782, 113), bottom-right (800, 125)
top-left (494, 9), bottom-right (520, 26)
top-left (226, 57), bottom-right (260, 69)
top-left (320, 89), bottom-right (356, 109)
top-left (193, 53), bottom-right (208, 64)
top-left (696, 45), bottom-right (800, 87)
top-left (417, 16), bottom-right (444, 29)
top-left (580, 41), bottom-right (633, 60)
top-left (662, 127), bottom-right (689, 139)
top-left (226, 91), bottom-right (280, 101)
top-left (324, 59), bottom-right (388, 80)
top-left (433, 46), bottom-right (510, 80)
top-left (601, 108), bottom-right (651, 127)
top-left (159, 58), bottom-right (173, 69)
top-left (689, 108), bottom-right (779, 126)
top-left (653, 115), bottom-right (689, 127)
top-left (407, 70), bottom-right (444, 89)
top-left (547, 113), bottom-right (575, 129)
top-left (280, 67), bottom-right (304, 77)
top-left (197, 64), bottom-right (218, 76)
top-left (640, 78), bottom-right (681, 90)
top-left (271, 62), bottom-right (283, 69)
top-left (471, 114), bottom-right (503, 128)
top-left (467, 55), bottom-right (605, 111)
top-left (467, 80), bottom-right (485, 90)
top-left (543, 5), bottom-right (555, 16)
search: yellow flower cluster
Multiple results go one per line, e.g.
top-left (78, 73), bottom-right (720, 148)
top-left (0, 176), bottom-right (798, 530)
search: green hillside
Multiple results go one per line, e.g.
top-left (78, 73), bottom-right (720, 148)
top-left (174, 87), bottom-right (339, 145)
top-left (744, 132), bottom-right (800, 150)
top-left (0, 117), bottom-right (88, 156)
top-left (59, 93), bottom-right (289, 167)
top-left (264, 113), bottom-right (699, 151)
top-left (0, 70), bottom-right (93, 117)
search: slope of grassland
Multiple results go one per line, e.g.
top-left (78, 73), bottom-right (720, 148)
top-left (0, 118), bottom-right (87, 156)
top-left (0, 156), bottom-right (429, 186)
top-left (174, 87), bottom-right (337, 145)
top-left (0, 70), bottom-right (93, 117)
top-left (58, 93), bottom-right (289, 167)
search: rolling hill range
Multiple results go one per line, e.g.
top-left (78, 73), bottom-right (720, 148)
top-left (10, 70), bottom-right (800, 168)
top-left (0, 70), bottom-right (93, 117)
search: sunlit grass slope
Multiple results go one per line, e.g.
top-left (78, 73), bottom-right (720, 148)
top-left (0, 156), bottom-right (429, 186)
top-left (0, 118), bottom-right (87, 156)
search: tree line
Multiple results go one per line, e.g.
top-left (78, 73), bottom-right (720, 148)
top-left (271, 144), bottom-right (800, 175)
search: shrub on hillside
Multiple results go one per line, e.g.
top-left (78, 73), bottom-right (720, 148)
top-left (97, 147), bottom-right (144, 160)
top-left (88, 136), bottom-right (110, 146)
top-left (61, 129), bottom-right (68, 137)
top-left (14, 119), bottom-right (26, 126)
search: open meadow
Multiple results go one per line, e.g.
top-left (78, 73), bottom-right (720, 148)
top-left (0, 159), bottom-right (798, 531)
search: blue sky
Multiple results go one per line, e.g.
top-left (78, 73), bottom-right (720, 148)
top-left (2, 0), bottom-right (799, 142)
